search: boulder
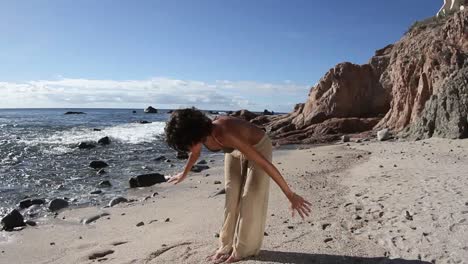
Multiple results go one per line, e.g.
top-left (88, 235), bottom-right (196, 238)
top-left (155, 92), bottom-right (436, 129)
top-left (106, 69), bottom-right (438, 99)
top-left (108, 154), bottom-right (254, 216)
top-left (129, 173), bottom-right (166, 188)
top-left (341, 135), bottom-right (350, 143)
top-left (1, 209), bottom-right (25, 231)
top-left (48, 198), bottom-right (69, 212)
top-left (109, 197), bottom-right (128, 207)
top-left (89, 160), bottom-right (109, 169)
top-left (144, 106), bottom-right (158, 113)
top-left (98, 136), bottom-right (111, 145)
top-left (78, 142), bottom-right (96, 149)
top-left (377, 129), bottom-right (390, 141)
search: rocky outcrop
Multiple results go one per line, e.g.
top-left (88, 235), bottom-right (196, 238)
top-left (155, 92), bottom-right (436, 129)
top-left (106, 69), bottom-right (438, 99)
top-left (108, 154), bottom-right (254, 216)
top-left (258, 10), bottom-right (467, 143)
top-left (256, 62), bottom-right (390, 143)
top-left (376, 11), bottom-right (467, 138)
top-left (64, 111), bottom-right (85, 115)
top-left (406, 66), bottom-right (468, 139)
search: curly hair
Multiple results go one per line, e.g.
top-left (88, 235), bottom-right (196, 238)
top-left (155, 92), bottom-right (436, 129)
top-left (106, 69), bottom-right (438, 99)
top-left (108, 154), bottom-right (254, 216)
top-left (164, 108), bottom-right (213, 152)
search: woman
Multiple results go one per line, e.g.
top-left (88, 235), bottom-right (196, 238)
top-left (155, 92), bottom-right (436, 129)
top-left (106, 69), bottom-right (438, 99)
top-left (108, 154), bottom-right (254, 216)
top-left (165, 108), bottom-right (311, 263)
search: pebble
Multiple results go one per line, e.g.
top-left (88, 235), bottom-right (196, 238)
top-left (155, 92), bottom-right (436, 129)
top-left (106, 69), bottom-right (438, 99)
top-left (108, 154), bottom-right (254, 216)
top-left (214, 233), bottom-right (220, 238)
top-left (214, 181), bottom-right (222, 185)
top-left (165, 218), bottom-right (170, 222)
top-left (324, 238), bottom-right (333, 243)
top-left (136, 222), bottom-right (144, 227)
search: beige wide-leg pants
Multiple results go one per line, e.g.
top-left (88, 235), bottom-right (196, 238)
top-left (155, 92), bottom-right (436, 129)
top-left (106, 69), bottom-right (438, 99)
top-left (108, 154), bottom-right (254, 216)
top-left (218, 134), bottom-right (272, 259)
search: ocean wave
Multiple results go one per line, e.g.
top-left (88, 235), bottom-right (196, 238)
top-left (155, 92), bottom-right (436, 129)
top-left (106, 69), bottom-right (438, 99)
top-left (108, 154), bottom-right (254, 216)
top-left (20, 122), bottom-right (166, 148)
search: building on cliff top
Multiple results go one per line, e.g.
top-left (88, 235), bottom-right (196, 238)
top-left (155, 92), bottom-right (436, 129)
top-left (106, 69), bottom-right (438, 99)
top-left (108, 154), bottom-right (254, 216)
top-left (437, 0), bottom-right (466, 17)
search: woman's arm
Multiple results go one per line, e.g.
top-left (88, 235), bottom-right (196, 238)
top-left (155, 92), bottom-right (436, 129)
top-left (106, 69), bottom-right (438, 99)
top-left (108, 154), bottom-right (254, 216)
top-left (168, 142), bottom-right (202, 184)
top-left (224, 133), bottom-right (312, 219)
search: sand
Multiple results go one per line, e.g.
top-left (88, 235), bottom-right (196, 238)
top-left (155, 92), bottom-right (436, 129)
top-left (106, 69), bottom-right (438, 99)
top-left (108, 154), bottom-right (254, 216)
top-left (1, 138), bottom-right (467, 264)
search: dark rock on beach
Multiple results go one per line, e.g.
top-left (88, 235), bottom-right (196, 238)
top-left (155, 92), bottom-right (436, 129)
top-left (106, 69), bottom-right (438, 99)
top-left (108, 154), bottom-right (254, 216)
top-left (129, 173), bottom-right (166, 188)
top-left (1, 209), bottom-right (25, 231)
top-left (191, 164), bottom-right (210, 173)
top-left (89, 160), bottom-right (109, 169)
top-left (48, 198), bottom-right (69, 212)
top-left (144, 106), bottom-right (158, 113)
top-left (78, 142), bottom-right (96, 149)
top-left (97, 169), bottom-right (107, 175)
top-left (98, 136), bottom-right (111, 145)
top-left (18, 198), bottom-right (45, 209)
top-left (64, 111), bottom-right (86, 115)
top-left (109, 197), bottom-right (128, 207)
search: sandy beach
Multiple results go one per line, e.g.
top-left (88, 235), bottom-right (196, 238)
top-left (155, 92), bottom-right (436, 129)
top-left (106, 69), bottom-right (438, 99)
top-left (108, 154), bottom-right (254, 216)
top-left (1, 138), bottom-right (467, 264)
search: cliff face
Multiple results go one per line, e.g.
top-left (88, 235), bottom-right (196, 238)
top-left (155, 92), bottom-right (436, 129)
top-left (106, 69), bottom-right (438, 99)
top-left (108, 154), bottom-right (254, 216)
top-left (257, 11), bottom-right (468, 144)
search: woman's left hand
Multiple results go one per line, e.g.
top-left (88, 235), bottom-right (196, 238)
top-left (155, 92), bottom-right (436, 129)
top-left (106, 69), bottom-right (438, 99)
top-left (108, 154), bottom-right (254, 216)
top-left (287, 192), bottom-right (312, 220)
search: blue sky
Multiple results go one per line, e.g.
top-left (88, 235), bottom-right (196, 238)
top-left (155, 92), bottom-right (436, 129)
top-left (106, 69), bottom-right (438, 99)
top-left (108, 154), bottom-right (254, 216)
top-left (0, 0), bottom-right (441, 111)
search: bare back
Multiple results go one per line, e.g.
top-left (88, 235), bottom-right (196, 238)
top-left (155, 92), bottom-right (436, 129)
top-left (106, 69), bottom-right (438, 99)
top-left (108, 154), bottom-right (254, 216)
top-left (212, 116), bottom-right (265, 148)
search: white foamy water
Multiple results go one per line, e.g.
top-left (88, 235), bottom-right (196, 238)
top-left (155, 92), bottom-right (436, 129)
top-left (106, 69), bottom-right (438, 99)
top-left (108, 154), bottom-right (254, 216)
top-left (21, 122), bottom-right (166, 147)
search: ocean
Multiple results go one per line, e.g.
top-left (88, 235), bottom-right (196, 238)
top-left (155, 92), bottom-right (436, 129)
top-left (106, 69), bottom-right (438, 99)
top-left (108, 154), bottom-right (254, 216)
top-left (0, 108), bottom-right (221, 217)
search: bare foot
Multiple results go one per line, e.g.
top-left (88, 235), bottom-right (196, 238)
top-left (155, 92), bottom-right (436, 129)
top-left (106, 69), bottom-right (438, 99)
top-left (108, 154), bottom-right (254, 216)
top-left (223, 253), bottom-right (242, 263)
top-left (207, 251), bottom-right (229, 263)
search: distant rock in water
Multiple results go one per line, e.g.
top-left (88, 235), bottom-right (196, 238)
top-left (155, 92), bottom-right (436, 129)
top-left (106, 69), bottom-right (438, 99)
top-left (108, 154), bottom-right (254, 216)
top-left (230, 109), bottom-right (259, 121)
top-left (48, 198), bottom-right (69, 212)
top-left (89, 160), bottom-right (109, 169)
top-left (144, 106), bottom-right (158, 113)
top-left (263, 109), bottom-right (274, 115)
top-left (93, 128), bottom-right (102, 131)
top-left (129, 173), bottom-right (166, 188)
top-left (136, 120), bottom-right (151, 124)
top-left (1, 209), bottom-right (25, 231)
top-left (64, 111), bottom-right (86, 115)
top-left (132, 110), bottom-right (137, 114)
top-left (78, 142), bottom-right (96, 149)
top-left (98, 136), bottom-right (111, 145)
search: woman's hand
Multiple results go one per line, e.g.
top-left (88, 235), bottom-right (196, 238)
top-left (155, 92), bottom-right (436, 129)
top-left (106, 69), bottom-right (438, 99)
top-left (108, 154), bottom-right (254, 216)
top-left (287, 192), bottom-right (312, 220)
top-left (167, 172), bottom-right (187, 184)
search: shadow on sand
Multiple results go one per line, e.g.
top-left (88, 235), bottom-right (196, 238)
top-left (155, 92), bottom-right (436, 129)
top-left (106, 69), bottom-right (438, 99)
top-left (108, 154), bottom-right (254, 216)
top-left (249, 250), bottom-right (431, 264)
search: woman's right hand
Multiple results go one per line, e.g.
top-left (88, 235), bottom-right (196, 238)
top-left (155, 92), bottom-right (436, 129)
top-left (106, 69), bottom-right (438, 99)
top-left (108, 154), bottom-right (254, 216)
top-left (167, 172), bottom-right (187, 184)
top-left (287, 192), bottom-right (312, 220)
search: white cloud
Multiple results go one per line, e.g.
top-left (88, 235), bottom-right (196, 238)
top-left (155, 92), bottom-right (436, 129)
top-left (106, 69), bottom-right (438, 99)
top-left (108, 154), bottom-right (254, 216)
top-left (0, 77), bottom-right (309, 112)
